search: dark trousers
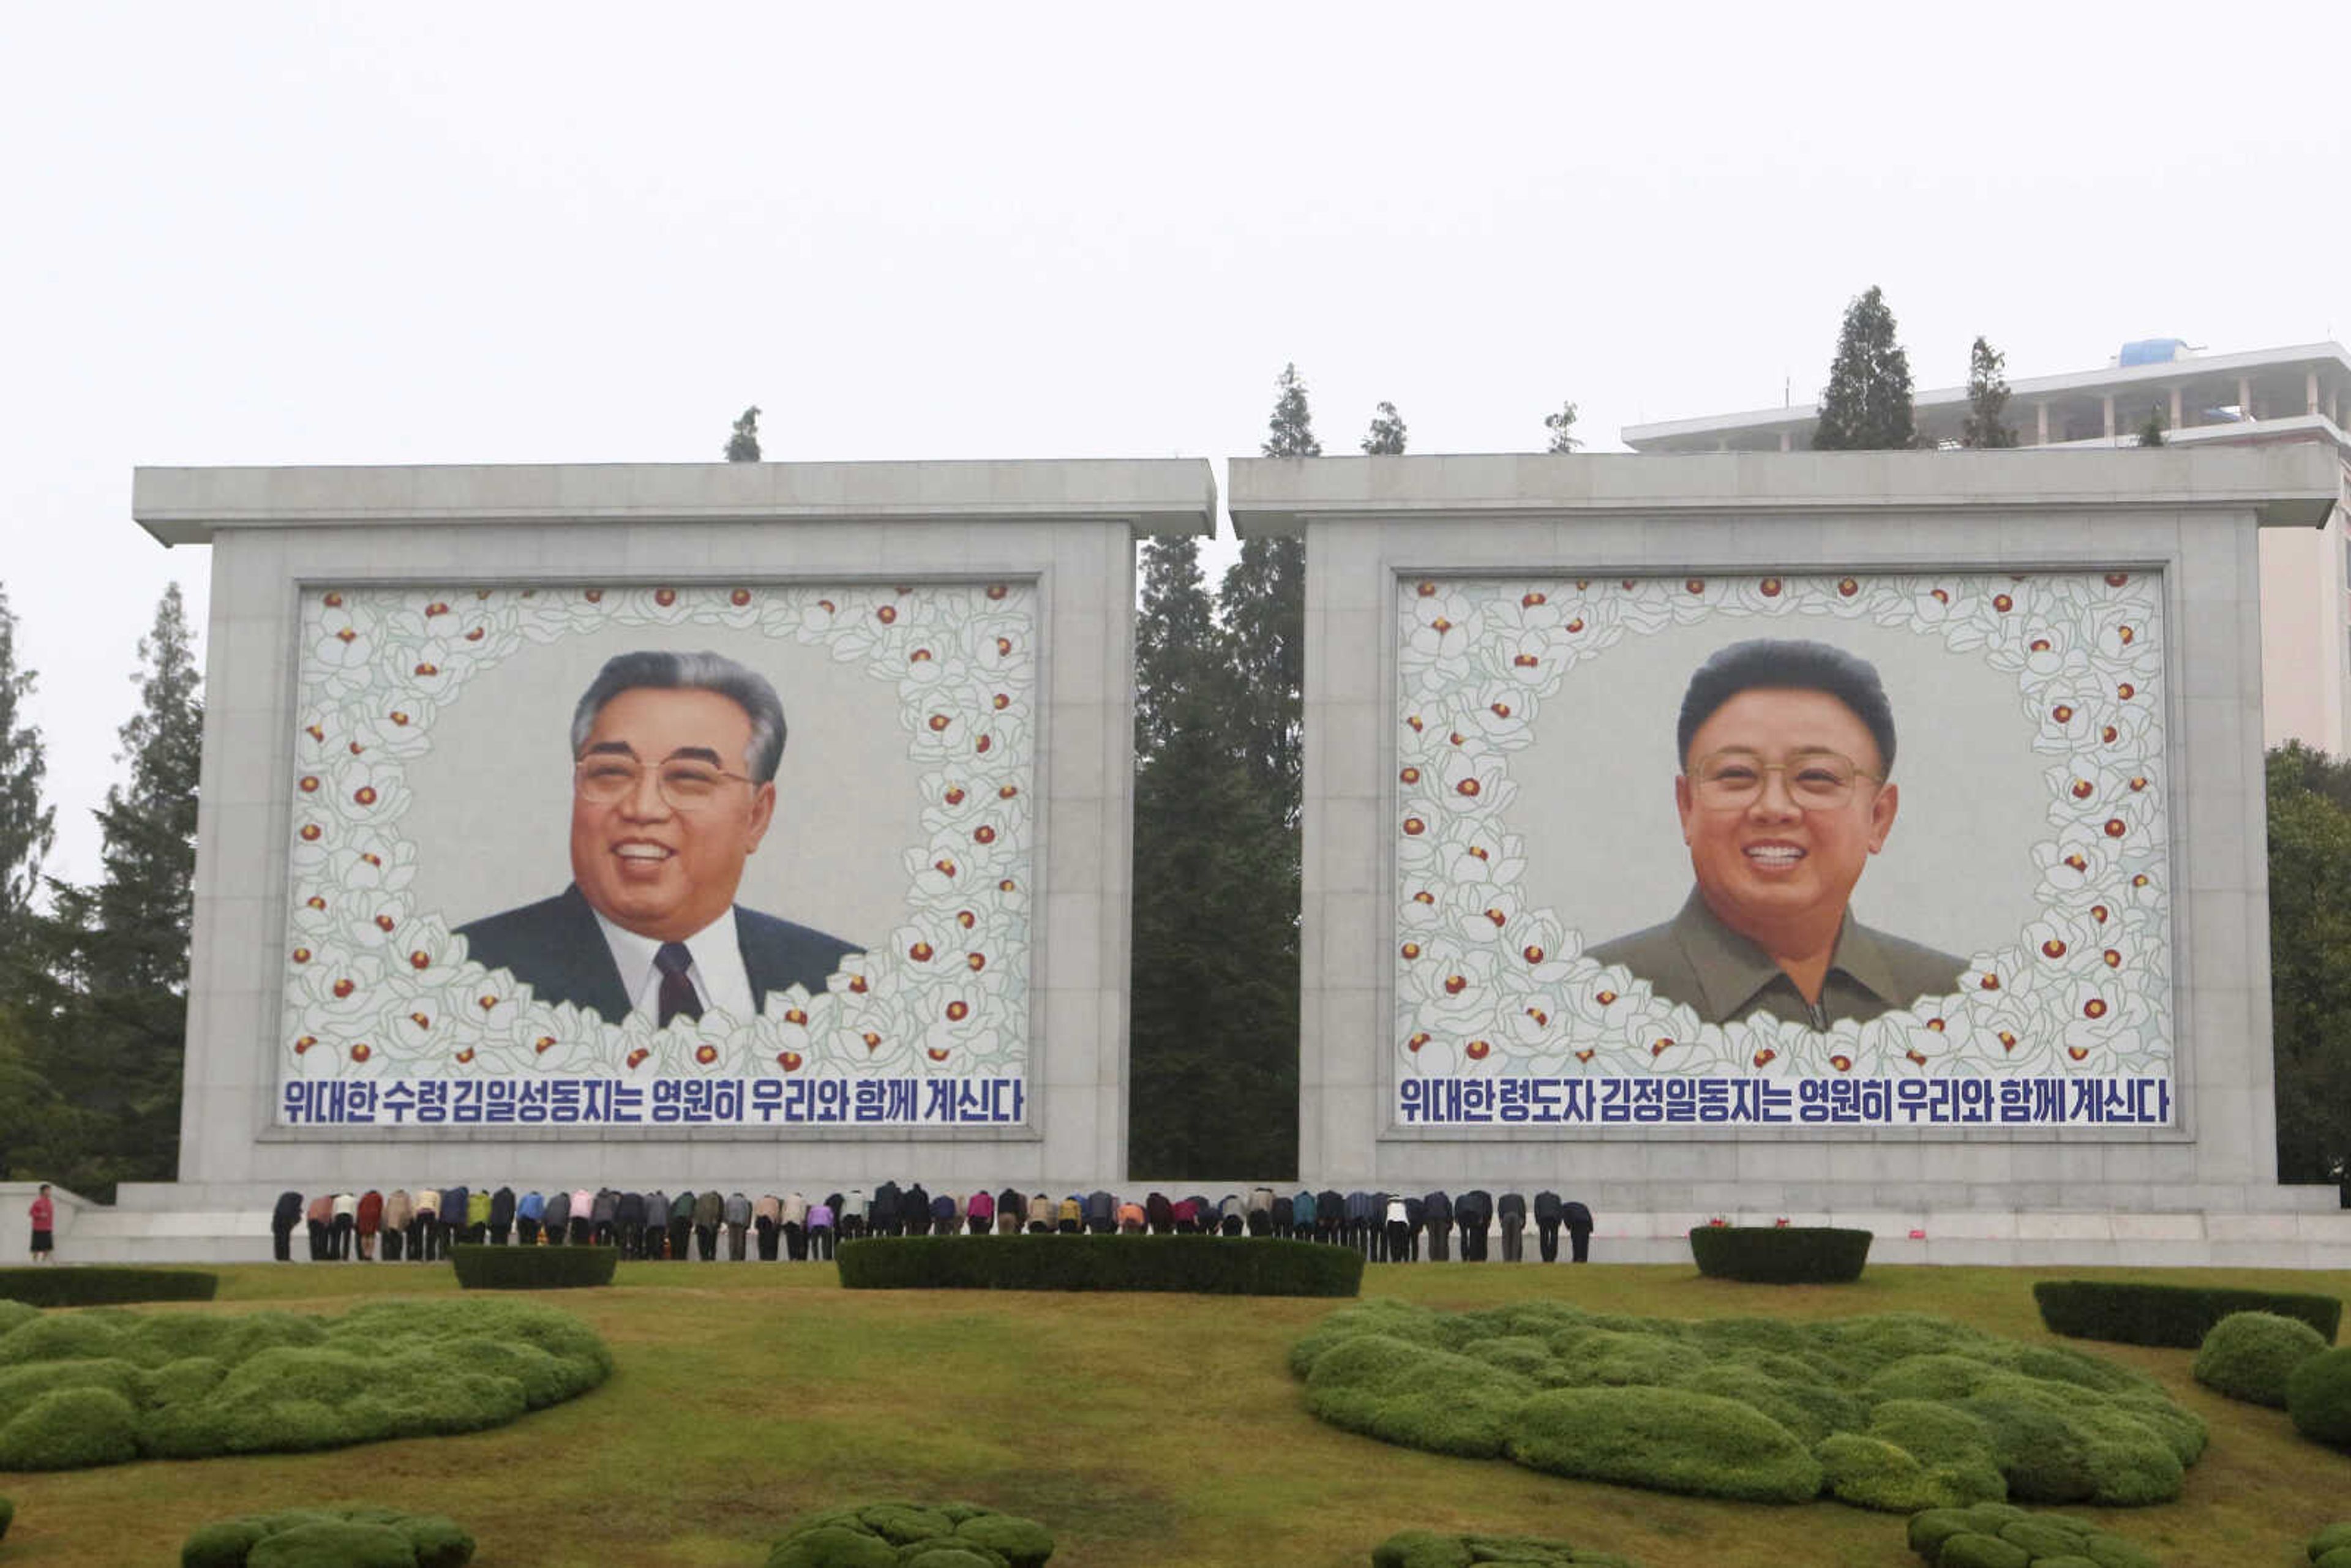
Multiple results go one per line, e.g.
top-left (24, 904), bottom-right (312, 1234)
top-left (1458, 1220), bottom-right (1487, 1262)
top-left (1245, 1212), bottom-right (1270, 1237)
top-left (382, 1224), bottom-right (406, 1260)
top-left (517, 1218), bottom-right (540, 1245)
top-left (489, 1223), bottom-right (510, 1245)
top-left (726, 1222), bottom-right (747, 1261)
top-left (330, 1215), bottom-right (354, 1259)
top-left (667, 1218), bottom-right (691, 1258)
top-left (1384, 1220), bottom-right (1413, 1260)
top-left (1537, 1218), bottom-right (1561, 1262)
top-left (968, 1215), bottom-right (990, 1235)
top-left (592, 1221), bottom-right (614, 1247)
top-left (272, 1221), bottom-right (295, 1262)
top-left (1424, 1221), bottom-right (1450, 1262)
top-left (694, 1223), bottom-right (718, 1261)
top-left (420, 1220), bottom-right (444, 1261)
top-left (809, 1225), bottom-right (835, 1261)
top-left (568, 1218), bottom-right (590, 1246)
top-left (440, 1220), bottom-right (461, 1255)
top-left (1568, 1225), bottom-right (1592, 1263)
top-left (305, 1220), bottom-right (328, 1260)
top-left (756, 1218), bottom-right (779, 1259)
top-left (1501, 1217), bottom-right (1525, 1262)
top-left (784, 1223), bottom-right (807, 1260)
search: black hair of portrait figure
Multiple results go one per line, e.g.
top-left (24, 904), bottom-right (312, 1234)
top-left (1584, 637), bottom-right (1965, 1029)
top-left (456, 650), bottom-right (861, 1026)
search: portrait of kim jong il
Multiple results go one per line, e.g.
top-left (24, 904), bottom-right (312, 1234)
top-left (1586, 637), bottom-right (1966, 1029)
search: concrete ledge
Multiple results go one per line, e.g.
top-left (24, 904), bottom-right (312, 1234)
top-left (16, 1201), bottom-right (2350, 1269)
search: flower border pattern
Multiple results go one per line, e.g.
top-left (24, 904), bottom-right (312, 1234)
top-left (1394, 571), bottom-right (2169, 1088)
top-left (282, 581), bottom-right (1036, 1100)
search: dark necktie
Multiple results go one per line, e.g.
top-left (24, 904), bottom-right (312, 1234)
top-left (654, 942), bottom-right (702, 1027)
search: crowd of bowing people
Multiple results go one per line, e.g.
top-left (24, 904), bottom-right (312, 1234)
top-left (269, 1184), bottom-right (1599, 1264)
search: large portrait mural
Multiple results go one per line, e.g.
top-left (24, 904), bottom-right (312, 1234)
top-left (278, 582), bottom-right (1037, 1131)
top-left (1393, 571), bottom-right (2172, 1131)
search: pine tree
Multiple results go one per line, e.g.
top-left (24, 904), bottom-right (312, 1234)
top-left (1127, 533), bottom-right (1297, 1178)
top-left (725, 406), bottom-right (762, 462)
top-left (1361, 401), bottom-right (1408, 456)
top-left (1543, 402), bottom-right (1581, 453)
top-left (29, 585), bottom-right (203, 1194)
top-left (1960, 337), bottom-right (2019, 448)
top-left (0, 584), bottom-right (54, 963)
top-left (1813, 286), bottom-right (1918, 450)
top-left (1223, 364), bottom-right (1316, 805)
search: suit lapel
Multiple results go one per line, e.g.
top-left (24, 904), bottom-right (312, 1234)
top-left (555, 885), bottom-right (635, 1023)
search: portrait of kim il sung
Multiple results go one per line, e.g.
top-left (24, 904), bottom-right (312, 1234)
top-left (1587, 637), bottom-right (1966, 1030)
top-left (455, 649), bottom-right (863, 1028)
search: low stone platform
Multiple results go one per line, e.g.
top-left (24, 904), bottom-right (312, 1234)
top-left (8, 1184), bottom-right (2347, 1270)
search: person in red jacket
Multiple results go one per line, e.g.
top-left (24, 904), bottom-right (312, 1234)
top-left (27, 1185), bottom-right (56, 1263)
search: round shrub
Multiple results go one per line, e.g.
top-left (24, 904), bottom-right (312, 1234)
top-left (2288, 1346), bottom-right (2351, 1446)
top-left (1306, 1335), bottom-right (1535, 1459)
top-left (1506, 1386), bottom-right (1823, 1502)
top-left (2194, 1311), bottom-right (2329, 1408)
top-left (2314, 1522), bottom-right (2351, 1559)
top-left (0, 1383), bottom-right (140, 1469)
top-left (765, 1501), bottom-right (1052, 1568)
top-left (1937, 1536), bottom-right (2030, 1568)
top-left (1903, 1502), bottom-right (2157, 1568)
top-left (181, 1507), bottom-right (474, 1568)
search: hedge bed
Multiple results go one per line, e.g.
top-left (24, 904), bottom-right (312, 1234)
top-left (182, 1506), bottom-right (475, 1567)
top-left (0, 1296), bottom-right (610, 1470)
top-left (839, 1234), bottom-right (1363, 1297)
top-left (766, 1499), bottom-right (1053, 1567)
top-left (2033, 1279), bottom-right (2342, 1347)
top-left (0, 1267), bottom-right (217, 1307)
top-left (1372, 1528), bottom-right (1641, 1566)
top-left (1291, 1297), bottom-right (2205, 1510)
top-left (1687, 1226), bottom-right (1872, 1284)
top-left (1905, 1502), bottom-right (2159, 1567)
top-left (449, 1243), bottom-right (617, 1291)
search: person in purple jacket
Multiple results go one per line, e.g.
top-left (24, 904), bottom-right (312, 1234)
top-left (806, 1198), bottom-right (836, 1261)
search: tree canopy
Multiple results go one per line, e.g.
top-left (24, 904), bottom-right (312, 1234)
top-left (1813, 285), bottom-right (1916, 450)
top-left (1960, 336), bottom-right (2018, 448)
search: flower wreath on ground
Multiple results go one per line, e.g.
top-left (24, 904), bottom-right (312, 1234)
top-left (1393, 571), bottom-right (2168, 1084)
top-left (282, 582), bottom-right (1036, 1084)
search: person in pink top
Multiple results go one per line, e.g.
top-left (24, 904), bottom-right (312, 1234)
top-left (27, 1184), bottom-right (56, 1263)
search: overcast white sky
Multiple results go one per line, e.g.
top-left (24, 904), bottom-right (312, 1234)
top-left (4, 2), bottom-right (2347, 888)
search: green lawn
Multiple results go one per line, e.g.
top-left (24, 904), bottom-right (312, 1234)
top-left (3, 1260), bottom-right (2347, 1567)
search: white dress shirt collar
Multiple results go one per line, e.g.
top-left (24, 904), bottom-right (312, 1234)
top-left (591, 906), bottom-right (756, 1022)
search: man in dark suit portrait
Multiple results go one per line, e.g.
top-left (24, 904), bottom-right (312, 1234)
top-left (457, 649), bottom-right (861, 1026)
top-left (1588, 638), bottom-right (1963, 1029)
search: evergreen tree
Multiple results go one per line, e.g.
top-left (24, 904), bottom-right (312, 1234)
top-left (2137, 405), bottom-right (2167, 447)
top-left (1223, 364), bottom-right (1316, 804)
top-left (28, 585), bottom-right (203, 1195)
top-left (1361, 401), bottom-right (1408, 456)
top-left (1813, 286), bottom-right (1918, 450)
top-left (0, 584), bottom-right (54, 962)
top-left (1543, 401), bottom-right (1581, 453)
top-left (1127, 534), bottom-right (1297, 1179)
top-left (1960, 337), bottom-right (2019, 448)
top-left (2267, 744), bottom-right (2351, 1202)
top-left (725, 406), bottom-right (762, 462)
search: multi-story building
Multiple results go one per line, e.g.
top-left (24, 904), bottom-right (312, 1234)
top-left (1623, 342), bottom-right (2351, 752)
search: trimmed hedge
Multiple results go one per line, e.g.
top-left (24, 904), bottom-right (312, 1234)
top-left (839, 1235), bottom-right (1363, 1297)
top-left (2288, 1346), bottom-right (2351, 1446)
top-left (0, 1266), bottom-right (217, 1307)
top-left (2310, 1522), bottom-right (2351, 1566)
top-left (1292, 1299), bottom-right (2203, 1510)
top-left (1371, 1529), bottom-right (1641, 1566)
top-left (2032, 1279), bottom-right (2342, 1348)
top-left (449, 1244), bottom-right (617, 1291)
top-left (1688, 1226), bottom-right (1872, 1284)
top-left (765, 1500), bottom-right (1052, 1567)
top-left (2194, 1311), bottom-right (2329, 1408)
top-left (1905, 1502), bottom-right (2159, 1567)
top-left (0, 1297), bottom-right (611, 1469)
top-left (182, 1506), bottom-right (475, 1567)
